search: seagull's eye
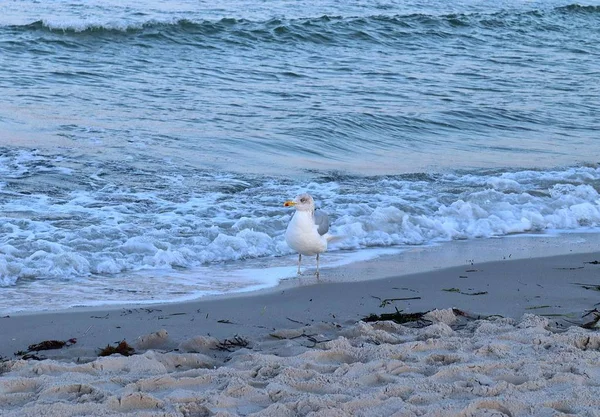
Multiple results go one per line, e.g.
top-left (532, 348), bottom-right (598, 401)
top-left (300, 198), bottom-right (306, 203)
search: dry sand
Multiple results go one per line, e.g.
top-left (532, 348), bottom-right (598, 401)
top-left (1, 238), bottom-right (600, 416)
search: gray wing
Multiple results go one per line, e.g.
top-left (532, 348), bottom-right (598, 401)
top-left (314, 210), bottom-right (329, 236)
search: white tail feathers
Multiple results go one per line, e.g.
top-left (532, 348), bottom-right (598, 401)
top-left (325, 233), bottom-right (344, 244)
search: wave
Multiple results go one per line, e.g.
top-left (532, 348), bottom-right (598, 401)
top-left (556, 4), bottom-right (600, 14)
top-left (1, 149), bottom-right (600, 286)
top-left (3, 4), bottom-right (596, 43)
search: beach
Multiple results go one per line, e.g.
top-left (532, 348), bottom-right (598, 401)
top-left (2, 237), bottom-right (600, 416)
top-left (2, 0), bottom-right (600, 415)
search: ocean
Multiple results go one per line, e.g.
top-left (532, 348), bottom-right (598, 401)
top-left (1, 0), bottom-right (599, 314)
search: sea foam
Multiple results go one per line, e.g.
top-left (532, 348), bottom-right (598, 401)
top-left (1, 150), bottom-right (600, 291)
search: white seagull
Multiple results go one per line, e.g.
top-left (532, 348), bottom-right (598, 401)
top-left (283, 193), bottom-right (333, 278)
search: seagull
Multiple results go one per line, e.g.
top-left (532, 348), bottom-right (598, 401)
top-left (283, 193), bottom-right (332, 278)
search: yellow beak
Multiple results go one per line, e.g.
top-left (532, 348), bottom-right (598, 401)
top-left (283, 200), bottom-right (296, 207)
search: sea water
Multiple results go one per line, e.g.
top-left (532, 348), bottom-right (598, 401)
top-left (1, 0), bottom-right (599, 313)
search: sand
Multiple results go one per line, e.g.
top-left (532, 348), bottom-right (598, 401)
top-left (1, 239), bottom-right (600, 416)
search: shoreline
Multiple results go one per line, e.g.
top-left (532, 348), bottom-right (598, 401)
top-left (5, 230), bottom-right (600, 319)
top-left (2, 242), bottom-right (600, 359)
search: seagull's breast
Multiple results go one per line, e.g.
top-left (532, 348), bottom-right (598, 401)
top-left (285, 211), bottom-right (328, 256)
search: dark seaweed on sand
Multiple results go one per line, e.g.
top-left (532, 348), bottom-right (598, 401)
top-left (443, 288), bottom-right (488, 296)
top-left (362, 308), bottom-right (474, 328)
top-left (362, 309), bottom-right (432, 328)
top-left (574, 282), bottom-right (600, 292)
top-left (28, 338), bottom-right (77, 352)
top-left (98, 340), bottom-right (135, 357)
top-left (371, 296), bottom-right (422, 308)
top-left (215, 336), bottom-right (250, 352)
top-left (14, 338), bottom-right (78, 360)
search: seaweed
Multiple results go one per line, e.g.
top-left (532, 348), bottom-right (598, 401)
top-left (526, 305), bottom-right (551, 310)
top-left (442, 288), bottom-right (487, 296)
top-left (215, 336), bottom-right (250, 352)
top-left (269, 331), bottom-right (332, 348)
top-left (573, 282), bottom-right (600, 292)
top-left (20, 354), bottom-right (44, 361)
top-left (14, 338), bottom-right (77, 358)
top-left (158, 312), bottom-right (187, 320)
top-left (27, 338), bottom-right (77, 352)
top-left (362, 307), bottom-right (484, 328)
top-left (362, 308), bottom-right (431, 327)
top-left (286, 317), bottom-right (310, 326)
top-left (120, 308), bottom-right (162, 316)
top-left (371, 295), bottom-right (422, 308)
top-left (98, 340), bottom-right (135, 357)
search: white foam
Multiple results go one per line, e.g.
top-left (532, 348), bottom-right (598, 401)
top-left (0, 247), bottom-right (400, 314)
top-left (2, 149), bottom-right (600, 312)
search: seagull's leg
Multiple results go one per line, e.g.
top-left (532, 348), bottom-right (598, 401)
top-left (297, 254), bottom-right (302, 275)
top-left (315, 253), bottom-right (320, 279)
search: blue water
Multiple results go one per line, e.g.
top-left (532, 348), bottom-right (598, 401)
top-left (1, 0), bottom-right (600, 313)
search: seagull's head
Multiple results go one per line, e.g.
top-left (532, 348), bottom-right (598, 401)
top-left (284, 193), bottom-right (315, 212)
